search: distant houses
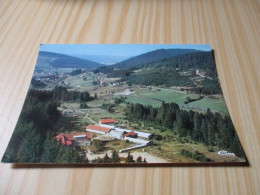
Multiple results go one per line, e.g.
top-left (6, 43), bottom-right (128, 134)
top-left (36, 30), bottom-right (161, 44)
top-left (56, 132), bottom-right (92, 146)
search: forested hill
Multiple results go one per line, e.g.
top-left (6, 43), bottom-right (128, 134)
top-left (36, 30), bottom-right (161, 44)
top-left (149, 51), bottom-right (218, 78)
top-left (38, 51), bottom-right (103, 69)
top-left (112, 49), bottom-right (200, 69)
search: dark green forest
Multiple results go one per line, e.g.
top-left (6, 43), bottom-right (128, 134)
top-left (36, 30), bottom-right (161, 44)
top-left (190, 78), bottom-right (222, 95)
top-left (155, 51), bottom-right (218, 78)
top-left (125, 102), bottom-right (244, 157)
top-left (112, 49), bottom-right (199, 69)
top-left (126, 68), bottom-right (192, 87)
top-left (2, 90), bottom-right (88, 163)
top-left (51, 86), bottom-right (94, 102)
top-left (28, 86), bottom-right (94, 102)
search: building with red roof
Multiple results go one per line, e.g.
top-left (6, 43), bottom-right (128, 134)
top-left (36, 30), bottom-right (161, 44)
top-left (86, 125), bottom-right (112, 134)
top-left (56, 132), bottom-right (92, 146)
top-left (99, 118), bottom-right (118, 125)
top-left (122, 131), bottom-right (137, 138)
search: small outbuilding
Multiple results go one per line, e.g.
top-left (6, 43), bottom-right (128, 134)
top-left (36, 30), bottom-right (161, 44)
top-left (99, 118), bottom-right (118, 125)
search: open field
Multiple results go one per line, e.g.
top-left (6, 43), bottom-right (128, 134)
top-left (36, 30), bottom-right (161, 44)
top-left (104, 140), bottom-right (136, 151)
top-left (125, 88), bottom-right (229, 114)
top-left (87, 96), bottom-right (114, 107)
top-left (65, 74), bottom-right (93, 88)
top-left (125, 96), bottom-right (163, 107)
top-left (125, 88), bottom-right (198, 107)
top-left (187, 97), bottom-right (228, 114)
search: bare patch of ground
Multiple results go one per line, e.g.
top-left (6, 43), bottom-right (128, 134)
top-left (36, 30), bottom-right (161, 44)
top-left (86, 150), bottom-right (169, 163)
top-left (205, 152), bottom-right (246, 162)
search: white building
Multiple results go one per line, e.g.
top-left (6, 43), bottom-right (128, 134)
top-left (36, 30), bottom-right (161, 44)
top-left (109, 130), bottom-right (123, 139)
top-left (114, 128), bottom-right (153, 139)
top-left (124, 137), bottom-right (151, 145)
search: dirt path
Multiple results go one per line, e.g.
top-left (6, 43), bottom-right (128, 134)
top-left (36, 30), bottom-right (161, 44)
top-left (85, 115), bottom-right (98, 125)
top-left (120, 152), bottom-right (169, 163)
top-left (86, 150), bottom-right (169, 163)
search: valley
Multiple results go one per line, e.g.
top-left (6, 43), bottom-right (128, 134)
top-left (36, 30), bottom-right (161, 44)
top-left (3, 47), bottom-right (245, 164)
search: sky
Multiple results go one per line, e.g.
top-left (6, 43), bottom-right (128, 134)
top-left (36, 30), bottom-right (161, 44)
top-left (40, 44), bottom-right (211, 57)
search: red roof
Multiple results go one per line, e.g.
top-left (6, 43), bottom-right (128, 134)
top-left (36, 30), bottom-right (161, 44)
top-left (56, 132), bottom-right (92, 146)
top-left (100, 118), bottom-right (117, 124)
top-left (86, 125), bottom-right (111, 133)
top-left (123, 131), bottom-right (137, 138)
top-left (65, 141), bottom-right (72, 146)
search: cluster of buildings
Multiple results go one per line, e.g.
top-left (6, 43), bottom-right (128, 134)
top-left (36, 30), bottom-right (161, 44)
top-left (87, 117), bottom-right (152, 142)
top-left (56, 132), bottom-right (92, 146)
top-left (56, 117), bottom-right (153, 152)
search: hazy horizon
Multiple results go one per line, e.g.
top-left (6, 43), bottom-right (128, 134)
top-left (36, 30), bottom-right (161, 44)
top-left (40, 44), bottom-right (211, 58)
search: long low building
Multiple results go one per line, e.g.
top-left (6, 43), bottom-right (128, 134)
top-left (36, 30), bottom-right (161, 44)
top-left (119, 144), bottom-right (147, 153)
top-left (86, 125), bottom-right (111, 134)
top-left (124, 137), bottom-right (151, 145)
top-left (99, 124), bottom-right (115, 129)
top-left (99, 124), bottom-right (153, 139)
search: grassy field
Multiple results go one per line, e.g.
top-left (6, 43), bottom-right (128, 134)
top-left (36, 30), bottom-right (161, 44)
top-left (86, 104), bottom-right (128, 124)
top-left (125, 88), bottom-right (199, 107)
top-left (65, 74), bottom-right (94, 88)
top-left (188, 97), bottom-right (229, 114)
top-left (105, 140), bottom-right (136, 151)
top-left (125, 96), bottom-right (163, 107)
top-left (125, 88), bottom-right (229, 114)
top-left (87, 96), bottom-right (114, 107)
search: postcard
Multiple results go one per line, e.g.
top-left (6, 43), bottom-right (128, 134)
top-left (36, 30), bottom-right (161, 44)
top-left (1, 44), bottom-right (247, 166)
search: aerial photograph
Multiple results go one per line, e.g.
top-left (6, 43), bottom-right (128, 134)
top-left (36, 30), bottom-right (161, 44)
top-left (2, 44), bottom-right (246, 165)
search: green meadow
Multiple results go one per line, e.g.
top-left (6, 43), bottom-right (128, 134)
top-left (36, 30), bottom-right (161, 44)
top-left (125, 88), bottom-right (228, 114)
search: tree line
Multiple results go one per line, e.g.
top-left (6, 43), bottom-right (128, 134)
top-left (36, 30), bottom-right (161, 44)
top-left (126, 67), bottom-right (192, 87)
top-left (92, 151), bottom-right (147, 164)
top-left (28, 86), bottom-right (94, 102)
top-left (52, 86), bottom-right (94, 102)
top-left (125, 102), bottom-right (244, 157)
top-left (190, 78), bottom-right (222, 95)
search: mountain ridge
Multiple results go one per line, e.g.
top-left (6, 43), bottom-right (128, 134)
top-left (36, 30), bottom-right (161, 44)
top-left (111, 49), bottom-right (202, 69)
top-left (38, 51), bottom-right (104, 69)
